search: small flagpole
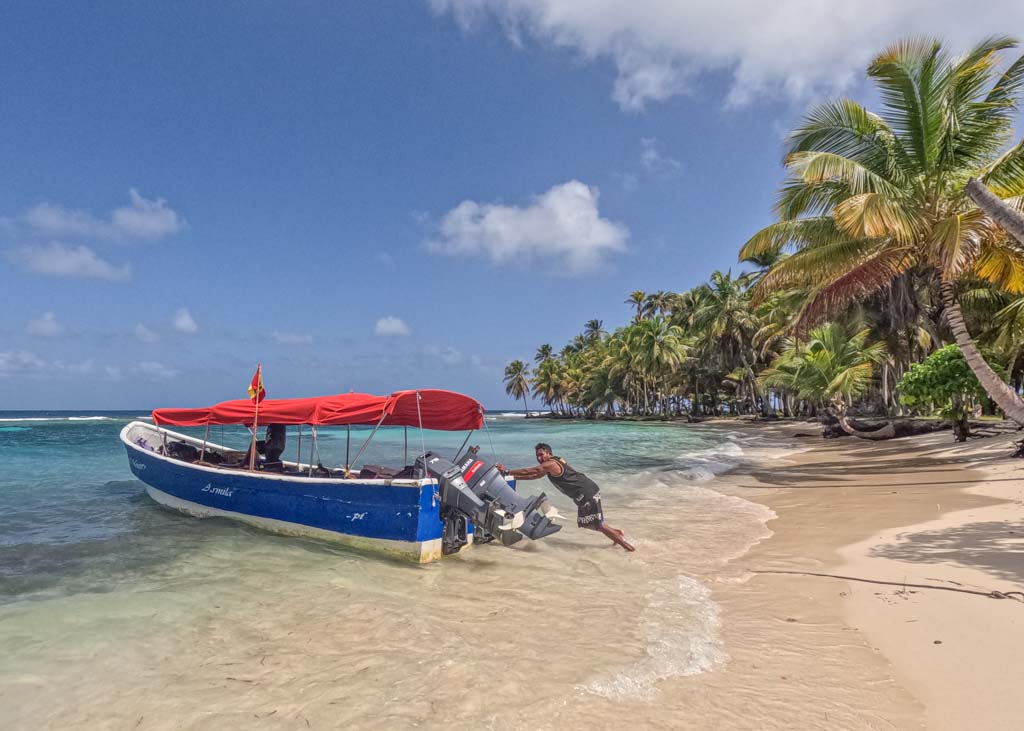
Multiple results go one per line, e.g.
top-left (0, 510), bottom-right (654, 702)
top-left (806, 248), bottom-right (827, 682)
top-left (249, 363), bottom-right (261, 471)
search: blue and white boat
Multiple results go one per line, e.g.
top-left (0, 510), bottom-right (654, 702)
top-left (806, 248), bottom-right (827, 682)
top-left (121, 389), bottom-right (561, 563)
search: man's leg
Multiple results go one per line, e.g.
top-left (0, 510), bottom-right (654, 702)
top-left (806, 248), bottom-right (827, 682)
top-left (578, 495), bottom-right (635, 552)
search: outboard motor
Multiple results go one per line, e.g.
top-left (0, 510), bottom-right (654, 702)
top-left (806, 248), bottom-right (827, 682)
top-left (418, 451), bottom-right (562, 554)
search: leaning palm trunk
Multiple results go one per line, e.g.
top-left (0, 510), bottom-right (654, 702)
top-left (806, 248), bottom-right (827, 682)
top-left (966, 179), bottom-right (1024, 247)
top-left (939, 280), bottom-right (1024, 426)
top-left (830, 396), bottom-right (895, 440)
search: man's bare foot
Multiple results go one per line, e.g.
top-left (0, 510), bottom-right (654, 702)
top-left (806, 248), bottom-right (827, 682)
top-left (600, 525), bottom-right (636, 551)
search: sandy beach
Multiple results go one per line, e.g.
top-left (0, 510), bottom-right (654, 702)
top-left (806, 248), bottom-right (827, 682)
top-left (716, 423), bottom-right (1024, 730)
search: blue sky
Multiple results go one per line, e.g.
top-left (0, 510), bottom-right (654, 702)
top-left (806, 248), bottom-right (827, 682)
top-left (2, 1), bottom-right (1023, 409)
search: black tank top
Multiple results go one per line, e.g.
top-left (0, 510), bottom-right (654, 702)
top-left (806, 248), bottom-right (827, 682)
top-left (546, 457), bottom-right (600, 501)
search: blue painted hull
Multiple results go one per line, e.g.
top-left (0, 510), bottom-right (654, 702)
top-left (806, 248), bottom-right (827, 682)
top-left (121, 422), bottom-right (460, 562)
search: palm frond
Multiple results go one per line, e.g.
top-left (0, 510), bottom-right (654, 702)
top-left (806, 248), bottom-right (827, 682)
top-left (928, 209), bottom-right (985, 278)
top-left (785, 151), bottom-right (901, 196)
top-left (832, 192), bottom-right (922, 243)
top-left (797, 247), bottom-right (915, 328)
top-left (786, 98), bottom-right (904, 181)
top-left (754, 237), bottom-right (885, 299)
top-left (775, 180), bottom-right (850, 219)
top-left (981, 139), bottom-right (1024, 197)
top-left (973, 238), bottom-right (1024, 293)
top-left (868, 37), bottom-right (947, 174)
top-left (739, 217), bottom-right (842, 260)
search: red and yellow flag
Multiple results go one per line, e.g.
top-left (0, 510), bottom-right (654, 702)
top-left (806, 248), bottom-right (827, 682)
top-left (248, 364), bottom-right (266, 403)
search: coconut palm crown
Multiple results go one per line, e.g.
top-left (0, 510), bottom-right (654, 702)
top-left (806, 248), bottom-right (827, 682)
top-left (740, 36), bottom-right (1024, 422)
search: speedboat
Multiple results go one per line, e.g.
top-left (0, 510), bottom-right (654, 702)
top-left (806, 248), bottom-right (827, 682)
top-left (120, 389), bottom-right (561, 563)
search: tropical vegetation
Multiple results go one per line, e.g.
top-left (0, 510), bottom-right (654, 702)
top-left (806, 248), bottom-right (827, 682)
top-left (503, 36), bottom-right (1024, 436)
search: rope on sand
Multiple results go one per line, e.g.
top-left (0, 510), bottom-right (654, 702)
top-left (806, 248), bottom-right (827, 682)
top-left (751, 569), bottom-right (1024, 603)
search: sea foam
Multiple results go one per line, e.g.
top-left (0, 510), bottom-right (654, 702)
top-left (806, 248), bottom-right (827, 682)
top-left (581, 575), bottom-right (727, 698)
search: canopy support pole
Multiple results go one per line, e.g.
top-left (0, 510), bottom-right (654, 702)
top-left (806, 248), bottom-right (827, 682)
top-left (199, 424), bottom-right (210, 462)
top-left (455, 430), bottom-right (474, 460)
top-left (296, 425), bottom-right (302, 470)
top-left (309, 426), bottom-right (317, 477)
top-left (345, 425), bottom-right (351, 475)
top-left (348, 412), bottom-right (388, 473)
top-left (415, 391), bottom-right (428, 474)
top-left (404, 426), bottom-right (408, 466)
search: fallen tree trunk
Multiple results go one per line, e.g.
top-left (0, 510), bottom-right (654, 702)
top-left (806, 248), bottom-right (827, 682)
top-left (838, 415), bottom-right (896, 440)
top-left (820, 418), bottom-right (949, 440)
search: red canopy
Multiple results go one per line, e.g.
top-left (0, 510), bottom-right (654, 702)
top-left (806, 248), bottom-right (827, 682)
top-left (151, 389), bottom-right (483, 431)
top-left (378, 389), bottom-right (483, 431)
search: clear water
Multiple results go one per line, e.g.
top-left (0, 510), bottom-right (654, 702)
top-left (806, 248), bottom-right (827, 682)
top-left (0, 411), bottom-right (780, 727)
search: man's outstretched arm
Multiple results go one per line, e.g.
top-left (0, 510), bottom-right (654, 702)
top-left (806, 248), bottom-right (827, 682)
top-left (497, 463), bottom-right (554, 481)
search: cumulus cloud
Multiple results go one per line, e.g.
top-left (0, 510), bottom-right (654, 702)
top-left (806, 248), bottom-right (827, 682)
top-left (134, 361), bottom-right (177, 380)
top-left (375, 316), bottom-right (411, 337)
top-left (27, 312), bottom-right (64, 337)
top-left (430, 1), bottom-right (1024, 109)
top-left (271, 331), bottom-right (314, 345)
top-left (133, 323), bottom-right (160, 343)
top-left (429, 180), bottom-right (627, 273)
top-left (0, 350), bottom-right (47, 376)
top-left (173, 309), bottom-right (199, 334)
top-left (11, 243), bottom-right (130, 281)
top-left (24, 188), bottom-right (185, 242)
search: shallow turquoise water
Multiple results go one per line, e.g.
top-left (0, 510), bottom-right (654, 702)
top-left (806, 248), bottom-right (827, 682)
top-left (0, 410), bottom-right (783, 727)
top-left (0, 411), bottom-right (763, 605)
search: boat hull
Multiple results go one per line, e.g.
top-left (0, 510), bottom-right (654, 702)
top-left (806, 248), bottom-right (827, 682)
top-left (121, 422), bottom-right (463, 563)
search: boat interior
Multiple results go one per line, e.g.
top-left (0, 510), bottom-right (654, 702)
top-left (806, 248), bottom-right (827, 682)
top-left (124, 421), bottom-right (426, 481)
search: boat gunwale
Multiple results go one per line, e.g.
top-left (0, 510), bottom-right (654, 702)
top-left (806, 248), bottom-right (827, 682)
top-left (120, 421), bottom-right (435, 489)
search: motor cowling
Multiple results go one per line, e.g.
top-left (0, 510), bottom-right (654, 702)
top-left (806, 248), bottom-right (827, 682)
top-left (419, 451), bottom-right (561, 552)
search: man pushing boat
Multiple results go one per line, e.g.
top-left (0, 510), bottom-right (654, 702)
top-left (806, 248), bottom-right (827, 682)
top-left (498, 443), bottom-right (636, 552)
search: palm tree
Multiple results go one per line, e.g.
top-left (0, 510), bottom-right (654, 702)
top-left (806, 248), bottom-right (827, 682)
top-left (741, 37), bottom-right (1024, 423)
top-left (645, 290), bottom-right (674, 316)
top-left (761, 322), bottom-right (892, 438)
top-left (503, 360), bottom-right (531, 415)
top-left (534, 343), bottom-right (553, 365)
top-left (691, 271), bottom-right (769, 415)
top-left (531, 359), bottom-right (563, 413)
top-left (584, 319), bottom-right (606, 343)
top-left (625, 290), bottom-right (647, 321)
top-left (627, 316), bottom-right (688, 414)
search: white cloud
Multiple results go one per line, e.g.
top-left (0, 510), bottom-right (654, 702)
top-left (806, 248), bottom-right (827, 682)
top-left (11, 243), bottom-right (131, 281)
top-left (375, 316), bottom-right (411, 337)
top-left (424, 344), bottom-right (465, 365)
top-left (104, 365), bottom-right (123, 381)
top-left (173, 309), bottom-right (199, 334)
top-left (429, 180), bottom-right (627, 273)
top-left (431, 1), bottom-right (1024, 109)
top-left (27, 312), bottom-right (64, 337)
top-left (134, 361), bottom-right (177, 380)
top-left (133, 323), bottom-right (160, 343)
top-left (24, 188), bottom-right (184, 242)
top-left (271, 331), bottom-right (314, 345)
top-left (0, 350), bottom-right (47, 376)
top-left (640, 137), bottom-right (680, 174)
top-left (53, 359), bottom-right (95, 375)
